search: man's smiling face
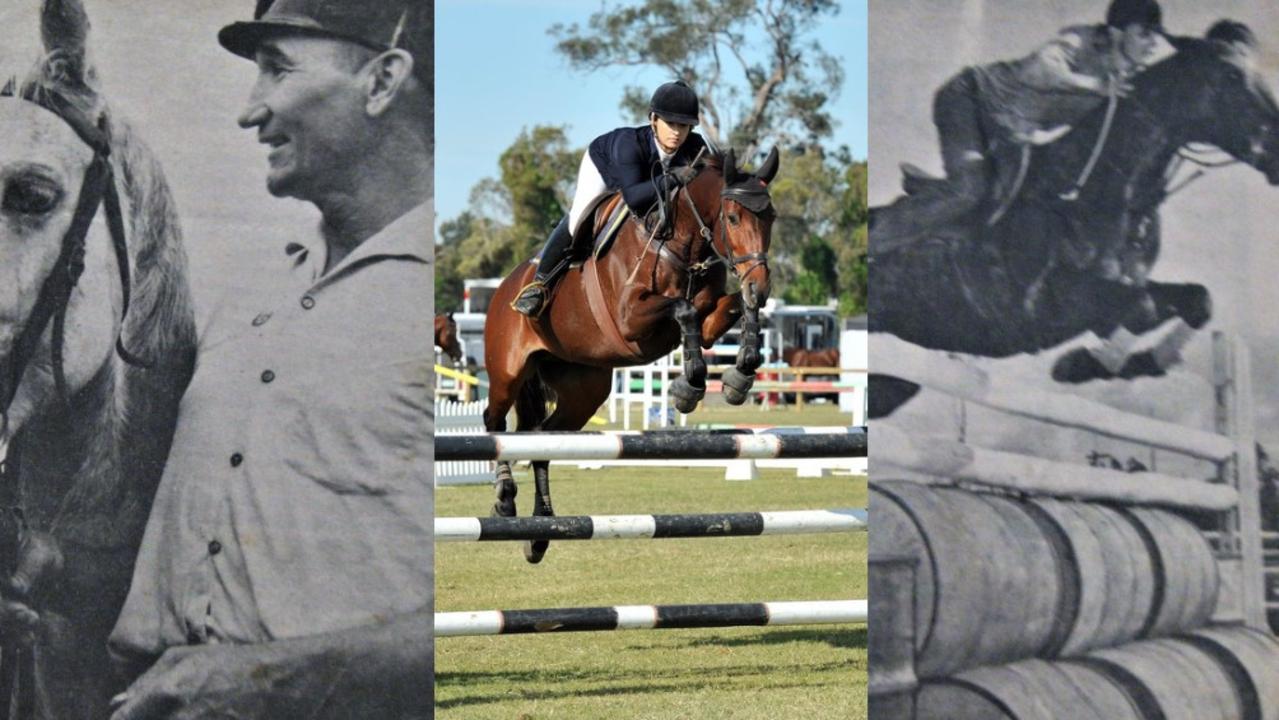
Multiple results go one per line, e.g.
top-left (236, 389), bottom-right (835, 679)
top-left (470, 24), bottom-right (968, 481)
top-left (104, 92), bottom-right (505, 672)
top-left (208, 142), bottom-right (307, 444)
top-left (237, 35), bottom-right (372, 200)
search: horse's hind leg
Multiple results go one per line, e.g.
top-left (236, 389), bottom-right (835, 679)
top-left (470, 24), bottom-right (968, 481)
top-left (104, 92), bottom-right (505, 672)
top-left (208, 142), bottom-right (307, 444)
top-left (523, 365), bottom-right (613, 563)
top-left (669, 299), bottom-right (707, 413)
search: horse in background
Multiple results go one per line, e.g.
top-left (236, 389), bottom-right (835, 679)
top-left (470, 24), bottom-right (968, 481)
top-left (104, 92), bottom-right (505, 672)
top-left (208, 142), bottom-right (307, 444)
top-left (435, 312), bottom-right (463, 365)
top-left (484, 149), bottom-right (778, 563)
top-left (783, 346), bottom-right (840, 369)
top-left (869, 28), bottom-right (1279, 419)
top-left (0, 1), bottom-right (195, 715)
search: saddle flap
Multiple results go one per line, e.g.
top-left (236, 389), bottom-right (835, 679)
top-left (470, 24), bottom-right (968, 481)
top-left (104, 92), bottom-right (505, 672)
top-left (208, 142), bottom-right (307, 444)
top-left (587, 194), bottom-right (630, 260)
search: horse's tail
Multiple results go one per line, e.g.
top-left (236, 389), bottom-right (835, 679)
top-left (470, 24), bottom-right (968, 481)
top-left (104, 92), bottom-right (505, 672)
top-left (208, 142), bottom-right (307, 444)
top-left (514, 367), bottom-right (550, 431)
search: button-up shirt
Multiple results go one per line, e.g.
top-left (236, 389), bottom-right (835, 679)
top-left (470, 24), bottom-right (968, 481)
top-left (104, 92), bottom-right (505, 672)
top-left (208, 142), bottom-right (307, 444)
top-left (110, 203), bottom-right (433, 666)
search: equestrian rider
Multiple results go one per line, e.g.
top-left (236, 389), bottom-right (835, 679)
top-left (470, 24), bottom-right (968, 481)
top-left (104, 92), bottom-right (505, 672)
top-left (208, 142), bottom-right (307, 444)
top-left (512, 80), bottom-right (709, 317)
top-left (873, 0), bottom-right (1168, 257)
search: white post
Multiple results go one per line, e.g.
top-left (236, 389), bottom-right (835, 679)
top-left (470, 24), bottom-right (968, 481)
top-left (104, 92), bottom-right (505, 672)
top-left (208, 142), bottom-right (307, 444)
top-left (1215, 331), bottom-right (1267, 630)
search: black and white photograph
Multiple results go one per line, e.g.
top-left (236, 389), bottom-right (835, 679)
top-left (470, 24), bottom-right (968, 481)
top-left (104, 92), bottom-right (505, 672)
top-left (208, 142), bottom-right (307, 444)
top-left (0, 1), bottom-right (432, 718)
top-left (867, 1), bottom-right (1279, 717)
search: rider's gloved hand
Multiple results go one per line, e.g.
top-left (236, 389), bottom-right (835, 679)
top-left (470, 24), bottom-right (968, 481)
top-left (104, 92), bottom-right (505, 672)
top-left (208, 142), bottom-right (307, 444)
top-left (669, 164), bottom-right (698, 186)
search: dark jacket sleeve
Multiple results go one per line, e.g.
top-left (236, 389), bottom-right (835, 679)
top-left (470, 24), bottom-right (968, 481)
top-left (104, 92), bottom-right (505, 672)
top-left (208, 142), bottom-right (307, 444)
top-left (614, 130), bottom-right (669, 216)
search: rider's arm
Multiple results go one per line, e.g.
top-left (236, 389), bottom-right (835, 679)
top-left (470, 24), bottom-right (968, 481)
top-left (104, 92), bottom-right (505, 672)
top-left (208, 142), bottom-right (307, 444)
top-left (613, 134), bottom-right (674, 217)
top-left (111, 610), bottom-right (431, 720)
top-left (1019, 26), bottom-right (1108, 95)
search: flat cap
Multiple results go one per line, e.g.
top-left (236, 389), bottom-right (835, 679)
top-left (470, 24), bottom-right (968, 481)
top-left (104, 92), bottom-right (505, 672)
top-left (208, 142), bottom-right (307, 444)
top-left (219, 0), bottom-right (428, 61)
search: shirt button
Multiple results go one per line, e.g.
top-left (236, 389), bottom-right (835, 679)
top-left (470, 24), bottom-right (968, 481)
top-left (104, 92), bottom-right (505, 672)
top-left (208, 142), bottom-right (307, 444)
top-left (230, 453), bottom-right (243, 467)
top-left (251, 313), bottom-right (271, 327)
top-left (261, 370), bottom-right (275, 383)
top-left (300, 295), bottom-right (316, 310)
top-left (208, 540), bottom-right (222, 556)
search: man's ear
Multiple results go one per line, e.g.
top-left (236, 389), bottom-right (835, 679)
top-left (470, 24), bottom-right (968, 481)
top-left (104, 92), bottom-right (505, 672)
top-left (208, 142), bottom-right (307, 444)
top-left (365, 49), bottom-right (415, 116)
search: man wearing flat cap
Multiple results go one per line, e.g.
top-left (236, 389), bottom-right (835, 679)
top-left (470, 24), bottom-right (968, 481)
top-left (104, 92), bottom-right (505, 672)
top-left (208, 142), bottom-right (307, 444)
top-left (107, 2), bottom-right (432, 718)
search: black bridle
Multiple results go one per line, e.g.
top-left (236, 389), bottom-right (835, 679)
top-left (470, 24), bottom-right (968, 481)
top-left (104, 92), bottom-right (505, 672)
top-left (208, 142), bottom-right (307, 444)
top-left (677, 177), bottom-right (772, 286)
top-left (0, 83), bottom-right (148, 418)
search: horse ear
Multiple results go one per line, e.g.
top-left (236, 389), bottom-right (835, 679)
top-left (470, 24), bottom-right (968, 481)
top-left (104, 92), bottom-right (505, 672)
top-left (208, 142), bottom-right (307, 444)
top-left (757, 147), bottom-right (780, 184)
top-left (723, 149), bottom-right (738, 182)
top-left (41, 0), bottom-right (96, 92)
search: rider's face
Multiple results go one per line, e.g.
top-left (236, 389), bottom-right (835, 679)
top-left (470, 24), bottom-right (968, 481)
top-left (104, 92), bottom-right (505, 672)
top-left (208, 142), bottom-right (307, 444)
top-left (1120, 24), bottom-right (1159, 66)
top-left (652, 116), bottom-right (692, 154)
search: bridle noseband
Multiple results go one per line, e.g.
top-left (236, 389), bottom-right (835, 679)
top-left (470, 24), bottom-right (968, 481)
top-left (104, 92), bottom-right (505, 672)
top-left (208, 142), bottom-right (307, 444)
top-left (0, 83), bottom-right (147, 417)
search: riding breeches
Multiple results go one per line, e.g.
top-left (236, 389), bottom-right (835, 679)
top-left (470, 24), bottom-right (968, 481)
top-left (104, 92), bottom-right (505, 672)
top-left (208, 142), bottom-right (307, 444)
top-left (567, 152), bottom-right (613, 236)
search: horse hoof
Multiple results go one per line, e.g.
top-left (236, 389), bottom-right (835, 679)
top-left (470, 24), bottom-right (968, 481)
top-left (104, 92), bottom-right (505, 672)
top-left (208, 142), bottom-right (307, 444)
top-left (1119, 351), bottom-right (1167, 380)
top-left (1050, 349), bottom-right (1112, 384)
top-left (670, 378), bottom-right (705, 414)
top-left (722, 368), bottom-right (755, 406)
top-left (524, 540), bottom-right (549, 564)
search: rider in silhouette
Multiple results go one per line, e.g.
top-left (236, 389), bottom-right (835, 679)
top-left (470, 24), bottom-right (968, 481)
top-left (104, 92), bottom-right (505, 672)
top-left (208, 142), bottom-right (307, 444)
top-left (873, 0), bottom-right (1168, 263)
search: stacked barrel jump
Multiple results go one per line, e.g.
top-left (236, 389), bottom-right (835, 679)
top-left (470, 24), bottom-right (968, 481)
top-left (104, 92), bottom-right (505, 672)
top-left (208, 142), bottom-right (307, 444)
top-left (870, 333), bottom-right (1278, 719)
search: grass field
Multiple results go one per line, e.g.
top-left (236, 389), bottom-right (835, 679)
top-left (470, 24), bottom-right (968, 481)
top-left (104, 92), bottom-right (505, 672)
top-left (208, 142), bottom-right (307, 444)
top-left (435, 461), bottom-right (867, 719)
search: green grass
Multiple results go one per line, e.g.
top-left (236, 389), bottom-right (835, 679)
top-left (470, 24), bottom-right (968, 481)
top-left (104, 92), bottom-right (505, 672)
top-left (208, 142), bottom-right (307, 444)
top-left (436, 465), bottom-right (867, 719)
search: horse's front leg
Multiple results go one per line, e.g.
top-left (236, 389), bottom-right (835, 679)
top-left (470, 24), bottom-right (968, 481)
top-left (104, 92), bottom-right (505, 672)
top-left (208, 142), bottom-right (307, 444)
top-left (484, 397), bottom-right (517, 518)
top-left (668, 299), bottom-right (707, 414)
top-left (722, 295), bottom-right (762, 406)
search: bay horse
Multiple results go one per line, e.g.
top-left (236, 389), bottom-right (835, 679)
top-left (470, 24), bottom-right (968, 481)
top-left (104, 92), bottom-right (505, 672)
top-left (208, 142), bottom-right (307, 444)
top-left (434, 312), bottom-right (463, 364)
top-left (783, 346), bottom-right (840, 369)
top-left (485, 148), bottom-right (778, 562)
top-left (0, 1), bottom-right (195, 715)
top-left (869, 29), bottom-right (1279, 418)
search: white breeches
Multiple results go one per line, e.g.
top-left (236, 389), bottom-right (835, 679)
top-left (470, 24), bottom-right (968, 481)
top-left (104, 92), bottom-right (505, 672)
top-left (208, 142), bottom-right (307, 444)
top-left (567, 152), bottom-right (613, 235)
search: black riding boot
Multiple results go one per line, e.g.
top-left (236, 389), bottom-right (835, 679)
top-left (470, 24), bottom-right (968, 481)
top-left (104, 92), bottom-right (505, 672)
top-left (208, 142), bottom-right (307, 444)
top-left (513, 217), bottom-right (574, 317)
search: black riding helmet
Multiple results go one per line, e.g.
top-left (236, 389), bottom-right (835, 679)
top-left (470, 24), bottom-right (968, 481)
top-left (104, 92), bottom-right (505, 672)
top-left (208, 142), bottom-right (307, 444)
top-left (649, 80), bottom-right (699, 126)
top-left (1106, 0), bottom-right (1162, 30)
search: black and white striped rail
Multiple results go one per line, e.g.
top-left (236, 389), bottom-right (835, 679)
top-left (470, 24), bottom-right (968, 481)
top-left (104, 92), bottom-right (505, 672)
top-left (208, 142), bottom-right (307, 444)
top-left (436, 508), bottom-right (868, 542)
top-left (435, 427), bottom-right (867, 462)
top-left (435, 600), bottom-right (868, 636)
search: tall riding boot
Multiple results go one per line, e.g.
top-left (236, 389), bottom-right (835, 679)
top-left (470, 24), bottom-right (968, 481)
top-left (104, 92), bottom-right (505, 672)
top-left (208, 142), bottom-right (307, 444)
top-left (512, 217), bottom-right (574, 317)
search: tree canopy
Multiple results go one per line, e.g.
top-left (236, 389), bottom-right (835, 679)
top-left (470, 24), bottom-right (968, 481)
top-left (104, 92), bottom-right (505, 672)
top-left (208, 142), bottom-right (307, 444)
top-left (550, 0), bottom-right (843, 160)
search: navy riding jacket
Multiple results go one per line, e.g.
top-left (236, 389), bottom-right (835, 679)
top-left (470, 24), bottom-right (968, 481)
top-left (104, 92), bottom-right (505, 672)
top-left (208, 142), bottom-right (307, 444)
top-left (588, 125), bottom-right (708, 217)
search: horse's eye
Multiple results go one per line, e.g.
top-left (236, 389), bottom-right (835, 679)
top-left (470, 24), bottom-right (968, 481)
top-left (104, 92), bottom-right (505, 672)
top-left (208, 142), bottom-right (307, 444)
top-left (3, 179), bottom-right (61, 215)
top-left (727, 213), bottom-right (740, 226)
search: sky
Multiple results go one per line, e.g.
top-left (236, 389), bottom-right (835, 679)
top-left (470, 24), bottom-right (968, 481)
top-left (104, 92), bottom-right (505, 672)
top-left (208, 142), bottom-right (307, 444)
top-left (871, 1), bottom-right (1279, 444)
top-left (435, 0), bottom-right (868, 231)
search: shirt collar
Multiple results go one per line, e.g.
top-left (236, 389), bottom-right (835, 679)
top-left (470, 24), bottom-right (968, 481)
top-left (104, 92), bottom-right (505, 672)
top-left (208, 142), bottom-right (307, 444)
top-left (291, 200), bottom-right (432, 286)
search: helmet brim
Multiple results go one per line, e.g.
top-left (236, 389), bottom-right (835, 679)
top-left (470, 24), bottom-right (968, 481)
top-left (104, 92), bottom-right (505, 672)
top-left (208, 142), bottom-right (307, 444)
top-left (654, 111), bottom-right (698, 127)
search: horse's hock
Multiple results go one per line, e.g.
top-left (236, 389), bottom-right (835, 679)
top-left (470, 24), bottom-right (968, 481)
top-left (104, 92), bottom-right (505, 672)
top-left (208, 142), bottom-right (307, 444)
top-left (868, 332), bottom-right (1277, 719)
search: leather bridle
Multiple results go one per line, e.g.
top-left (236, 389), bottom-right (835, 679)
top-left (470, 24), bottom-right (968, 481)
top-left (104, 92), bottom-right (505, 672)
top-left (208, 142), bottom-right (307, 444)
top-left (677, 177), bottom-right (772, 286)
top-left (0, 83), bottom-right (148, 419)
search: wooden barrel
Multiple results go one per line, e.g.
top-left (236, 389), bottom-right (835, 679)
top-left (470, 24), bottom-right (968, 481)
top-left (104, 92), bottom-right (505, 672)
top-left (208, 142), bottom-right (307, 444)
top-left (1027, 498), bottom-right (1155, 656)
top-left (1027, 499), bottom-right (1217, 655)
top-left (1123, 507), bottom-right (1219, 636)
top-left (1183, 626), bottom-right (1279, 720)
top-left (1089, 637), bottom-right (1243, 720)
top-left (916, 658), bottom-right (1140, 720)
top-left (872, 481), bottom-right (1221, 676)
top-left (871, 482), bottom-right (1062, 677)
